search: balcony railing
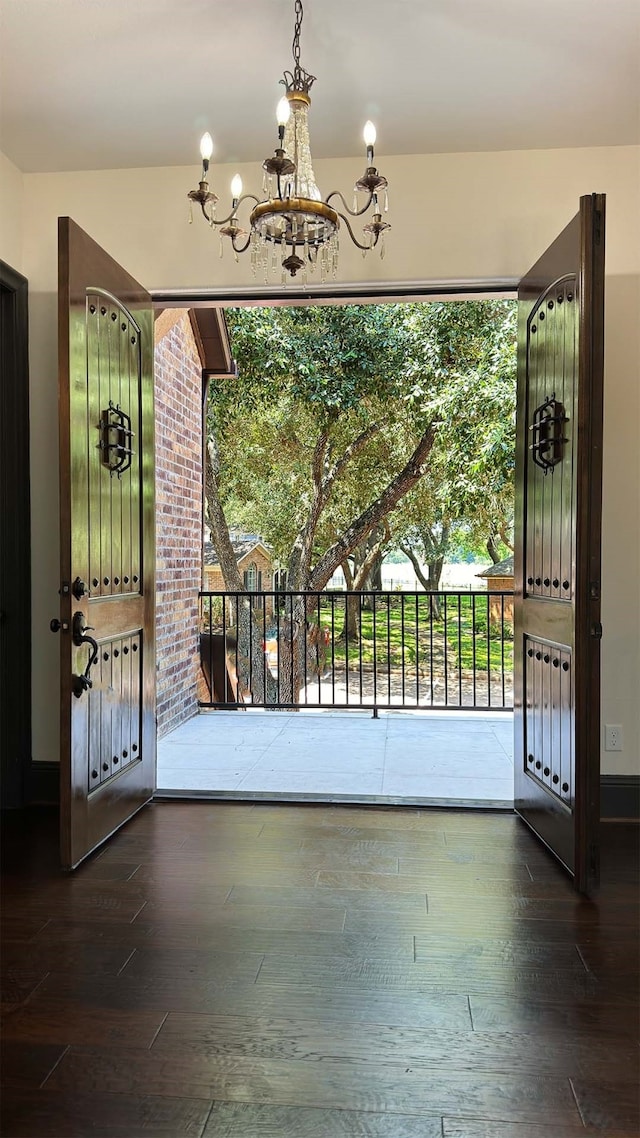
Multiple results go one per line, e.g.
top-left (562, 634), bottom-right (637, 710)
top-left (199, 589), bottom-right (513, 712)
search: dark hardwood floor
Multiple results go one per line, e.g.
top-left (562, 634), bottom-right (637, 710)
top-left (1, 802), bottom-right (638, 1137)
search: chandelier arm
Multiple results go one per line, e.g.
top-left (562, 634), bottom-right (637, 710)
top-left (334, 209), bottom-right (379, 252)
top-left (326, 189), bottom-right (374, 217)
top-left (210, 194), bottom-right (261, 227)
top-left (231, 232), bottom-right (253, 255)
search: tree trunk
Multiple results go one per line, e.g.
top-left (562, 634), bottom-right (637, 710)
top-left (342, 597), bottom-right (361, 643)
top-left (425, 558), bottom-right (445, 619)
top-left (487, 534), bottom-right (502, 564)
top-left (400, 542), bottom-right (444, 618)
top-left (204, 437), bottom-right (278, 705)
top-left (426, 555), bottom-right (445, 592)
top-left (338, 523), bottom-right (389, 640)
top-left (338, 559), bottom-right (360, 643)
top-left (359, 528), bottom-right (385, 610)
top-left (275, 595), bottom-right (316, 706)
top-left (367, 556), bottom-right (383, 593)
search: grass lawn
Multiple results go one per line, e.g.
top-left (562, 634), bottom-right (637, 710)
top-left (201, 591), bottom-right (514, 680)
top-left (316, 595), bottom-right (513, 675)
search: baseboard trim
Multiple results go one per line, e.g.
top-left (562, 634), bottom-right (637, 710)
top-left (600, 775), bottom-right (640, 820)
top-left (30, 762), bottom-right (60, 805)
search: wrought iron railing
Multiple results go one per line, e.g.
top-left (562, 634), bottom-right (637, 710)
top-left (199, 589), bottom-right (513, 712)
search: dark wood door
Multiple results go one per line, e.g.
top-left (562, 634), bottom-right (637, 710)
top-left (57, 218), bottom-right (155, 869)
top-left (514, 194), bottom-right (605, 895)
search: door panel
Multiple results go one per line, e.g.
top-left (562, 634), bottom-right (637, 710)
top-left (58, 218), bottom-right (155, 869)
top-left (514, 195), bottom-right (605, 894)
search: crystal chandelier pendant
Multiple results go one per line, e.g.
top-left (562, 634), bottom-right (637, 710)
top-left (185, 0), bottom-right (390, 281)
top-left (283, 97), bottom-right (321, 203)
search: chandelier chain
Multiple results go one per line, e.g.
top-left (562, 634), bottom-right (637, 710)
top-left (282, 0), bottom-right (315, 93)
top-left (292, 0), bottom-right (303, 70)
top-left (187, 0), bottom-right (390, 279)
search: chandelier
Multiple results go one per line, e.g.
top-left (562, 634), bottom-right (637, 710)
top-left (187, 0), bottom-right (390, 282)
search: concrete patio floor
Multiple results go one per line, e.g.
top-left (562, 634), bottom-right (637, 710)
top-left (157, 709), bottom-right (514, 808)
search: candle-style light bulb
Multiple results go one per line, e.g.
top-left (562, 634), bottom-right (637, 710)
top-left (363, 120), bottom-right (376, 165)
top-left (200, 132), bottom-right (214, 163)
top-left (276, 96), bottom-right (290, 146)
top-left (363, 121), bottom-right (377, 149)
top-left (230, 173), bottom-right (243, 205)
top-left (276, 97), bottom-right (291, 127)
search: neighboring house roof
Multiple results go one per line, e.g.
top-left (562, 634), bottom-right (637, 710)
top-left (476, 555), bottom-right (514, 579)
top-left (203, 538), bottom-right (272, 569)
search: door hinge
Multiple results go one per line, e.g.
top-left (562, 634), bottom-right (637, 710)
top-left (590, 580), bottom-right (600, 600)
top-left (591, 621), bottom-right (603, 639)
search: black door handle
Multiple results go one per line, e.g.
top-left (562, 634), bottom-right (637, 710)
top-left (71, 611), bottom-right (99, 698)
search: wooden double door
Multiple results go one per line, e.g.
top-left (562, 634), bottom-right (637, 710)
top-left (57, 219), bottom-right (155, 869)
top-left (514, 194), bottom-right (605, 894)
top-left (55, 199), bottom-right (605, 892)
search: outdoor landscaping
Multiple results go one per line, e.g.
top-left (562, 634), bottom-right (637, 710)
top-left (202, 299), bottom-right (516, 711)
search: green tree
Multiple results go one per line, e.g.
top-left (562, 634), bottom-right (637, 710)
top-left (394, 299), bottom-right (516, 594)
top-left (205, 300), bottom-right (516, 698)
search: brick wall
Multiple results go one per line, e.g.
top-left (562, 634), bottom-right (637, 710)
top-left (154, 311), bottom-right (203, 737)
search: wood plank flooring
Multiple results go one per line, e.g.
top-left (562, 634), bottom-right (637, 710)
top-left (1, 804), bottom-right (638, 1137)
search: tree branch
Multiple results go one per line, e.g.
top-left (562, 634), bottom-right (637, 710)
top-left (312, 430), bottom-right (330, 493)
top-left (309, 425), bottom-right (436, 591)
top-left (353, 522), bottom-right (391, 589)
top-left (322, 423), bottom-right (381, 495)
top-left (341, 558), bottom-right (355, 590)
top-left (499, 524), bottom-right (514, 552)
top-left (400, 543), bottom-right (430, 592)
top-left (487, 534), bottom-right (501, 564)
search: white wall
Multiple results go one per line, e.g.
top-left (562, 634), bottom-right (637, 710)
top-left (2, 144), bottom-right (638, 776)
top-left (0, 149), bottom-right (24, 272)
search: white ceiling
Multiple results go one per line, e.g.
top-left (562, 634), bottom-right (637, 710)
top-left (1, 0), bottom-right (638, 174)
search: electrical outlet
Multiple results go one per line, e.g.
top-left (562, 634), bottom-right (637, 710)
top-left (605, 724), bottom-right (623, 752)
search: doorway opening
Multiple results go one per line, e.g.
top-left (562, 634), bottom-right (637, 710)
top-left (55, 198), bottom-right (605, 886)
top-left (154, 295), bottom-right (516, 807)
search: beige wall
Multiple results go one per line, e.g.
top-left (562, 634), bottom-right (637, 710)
top-left (2, 144), bottom-right (638, 776)
top-left (0, 149), bottom-right (24, 272)
top-left (13, 146), bottom-right (639, 290)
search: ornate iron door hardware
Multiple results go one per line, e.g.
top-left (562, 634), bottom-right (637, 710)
top-left (529, 396), bottom-right (567, 473)
top-left (99, 401), bottom-right (135, 477)
top-left (72, 576), bottom-right (88, 600)
top-left (71, 611), bottom-right (99, 698)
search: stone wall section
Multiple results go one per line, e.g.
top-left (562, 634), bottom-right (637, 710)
top-left (154, 311), bottom-right (203, 737)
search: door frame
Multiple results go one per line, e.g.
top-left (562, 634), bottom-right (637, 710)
top-left (153, 280), bottom-right (520, 741)
top-left (0, 260), bottom-right (31, 810)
